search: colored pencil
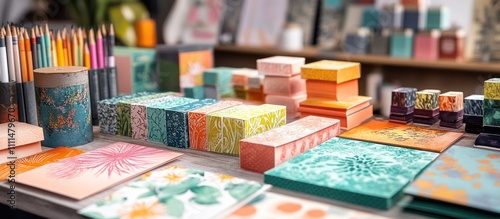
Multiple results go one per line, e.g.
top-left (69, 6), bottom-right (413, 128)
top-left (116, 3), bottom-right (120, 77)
top-left (84, 41), bottom-right (90, 70)
top-left (5, 26), bottom-right (15, 81)
top-left (19, 29), bottom-right (28, 82)
top-left (0, 29), bottom-right (8, 82)
top-left (101, 24), bottom-right (108, 68)
top-left (30, 28), bottom-right (37, 70)
top-left (44, 24), bottom-right (52, 67)
top-left (24, 29), bottom-right (33, 81)
top-left (50, 31), bottom-right (57, 67)
top-left (56, 31), bottom-right (64, 66)
top-left (89, 28), bottom-right (97, 69)
top-left (108, 23), bottom-right (115, 68)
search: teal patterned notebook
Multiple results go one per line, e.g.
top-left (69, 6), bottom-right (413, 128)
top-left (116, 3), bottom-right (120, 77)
top-left (264, 137), bottom-right (438, 210)
top-left (404, 146), bottom-right (500, 219)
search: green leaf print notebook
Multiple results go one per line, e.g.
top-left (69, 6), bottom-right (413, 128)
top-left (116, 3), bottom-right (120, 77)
top-left (264, 137), bottom-right (438, 210)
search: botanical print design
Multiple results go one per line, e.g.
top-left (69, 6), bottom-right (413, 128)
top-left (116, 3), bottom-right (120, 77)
top-left (240, 116), bottom-right (340, 173)
top-left (79, 165), bottom-right (268, 219)
top-left (264, 137), bottom-right (438, 209)
top-left (0, 147), bottom-right (84, 180)
top-left (131, 96), bottom-right (178, 140)
top-left (405, 146), bottom-right (500, 214)
top-left (483, 107), bottom-right (500, 126)
top-left (179, 50), bottom-right (213, 89)
top-left (226, 192), bottom-right (389, 219)
top-left (147, 98), bottom-right (198, 144)
top-left (300, 60), bottom-right (360, 83)
top-left (207, 105), bottom-right (248, 153)
top-left (391, 87), bottom-right (417, 107)
top-left (37, 84), bottom-right (93, 147)
top-left (166, 99), bottom-right (219, 148)
top-left (484, 78), bottom-right (500, 100)
top-left (256, 56), bottom-right (304, 76)
top-left (221, 105), bottom-right (286, 155)
top-left (416, 91), bottom-right (439, 110)
top-left (339, 120), bottom-right (464, 152)
top-left (189, 101), bottom-right (242, 151)
top-left (98, 92), bottom-right (151, 135)
top-left (16, 142), bottom-right (182, 200)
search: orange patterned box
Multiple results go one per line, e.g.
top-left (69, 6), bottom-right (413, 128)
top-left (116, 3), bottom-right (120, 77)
top-left (188, 100), bottom-right (243, 151)
top-left (240, 116), bottom-right (340, 173)
top-left (306, 79), bottom-right (359, 100)
top-left (257, 56), bottom-right (305, 77)
top-left (263, 75), bottom-right (306, 95)
top-left (301, 60), bottom-right (360, 83)
top-left (0, 122), bottom-right (43, 164)
top-left (439, 91), bottom-right (463, 112)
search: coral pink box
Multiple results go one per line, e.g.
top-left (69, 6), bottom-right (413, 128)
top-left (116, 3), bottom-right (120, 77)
top-left (263, 75), bottom-right (306, 95)
top-left (231, 68), bottom-right (258, 88)
top-left (239, 116), bottom-right (340, 173)
top-left (265, 94), bottom-right (307, 118)
top-left (257, 56), bottom-right (305, 77)
top-left (188, 100), bottom-right (243, 151)
top-left (414, 31), bottom-right (440, 60)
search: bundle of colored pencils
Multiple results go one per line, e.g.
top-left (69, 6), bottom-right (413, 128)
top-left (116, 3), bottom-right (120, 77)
top-left (0, 23), bottom-right (116, 125)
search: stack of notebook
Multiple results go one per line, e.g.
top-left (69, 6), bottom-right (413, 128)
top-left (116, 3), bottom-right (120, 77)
top-left (404, 146), bottom-right (500, 219)
top-left (476, 78), bottom-right (500, 149)
top-left (231, 68), bottom-right (258, 100)
top-left (439, 91), bottom-right (464, 128)
top-left (389, 87), bottom-right (416, 123)
top-left (298, 60), bottom-right (372, 130)
top-left (257, 56), bottom-right (307, 119)
top-left (463, 94), bottom-right (484, 133)
top-left (203, 67), bottom-right (237, 99)
top-left (413, 89), bottom-right (440, 125)
top-left (247, 74), bottom-right (265, 103)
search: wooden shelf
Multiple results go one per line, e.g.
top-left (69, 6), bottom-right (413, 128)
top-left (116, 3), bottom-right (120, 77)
top-left (215, 45), bottom-right (500, 73)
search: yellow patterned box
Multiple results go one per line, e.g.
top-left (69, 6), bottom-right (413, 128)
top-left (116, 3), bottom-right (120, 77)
top-left (484, 78), bottom-right (500, 100)
top-left (301, 60), bottom-right (360, 83)
top-left (208, 104), bottom-right (286, 155)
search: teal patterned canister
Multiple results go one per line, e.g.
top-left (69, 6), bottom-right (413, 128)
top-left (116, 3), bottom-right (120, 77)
top-left (34, 66), bottom-right (93, 147)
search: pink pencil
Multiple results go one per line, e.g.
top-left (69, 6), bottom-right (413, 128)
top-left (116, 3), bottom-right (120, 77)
top-left (96, 28), bottom-right (104, 69)
top-left (89, 29), bottom-right (97, 69)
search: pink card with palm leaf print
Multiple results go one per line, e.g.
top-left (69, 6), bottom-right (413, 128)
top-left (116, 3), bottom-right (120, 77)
top-left (16, 142), bottom-right (182, 200)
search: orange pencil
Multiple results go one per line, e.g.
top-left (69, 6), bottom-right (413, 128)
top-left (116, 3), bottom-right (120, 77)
top-left (56, 31), bottom-right (64, 66)
top-left (84, 41), bottom-right (90, 70)
top-left (24, 29), bottom-right (33, 81)
top-left (72, 29), bottom-right (78, 66)
top-left (78, 28), bottom-right (83, 66)
top-left (66, 27), bottom-right (73, 66)
top-left (50, 31), bottom-right (57, 67)
top-left (62, 28), bottom-right (69, 66)
top-left (19, 29), bottom-right (28, 82)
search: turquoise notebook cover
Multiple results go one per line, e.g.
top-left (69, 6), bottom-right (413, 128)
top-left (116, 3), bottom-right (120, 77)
top-left (264, 137), bottom-right (438, 210)
top-left (404, 146), bottom-right (500, 218)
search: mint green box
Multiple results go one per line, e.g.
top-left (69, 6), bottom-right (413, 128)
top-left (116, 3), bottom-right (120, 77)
top-left (264, 137), bottom-right (438, 210)
top-left (426, 7), bottom-right (450, 30)
top-left (184, 86), bottom-right (205, 99)
top-left (390, 31), bottom-right (414, 58)
top-left (115, 46), bottom-right (159, 94)
top-left (203, 67), bottom-right (237, 89)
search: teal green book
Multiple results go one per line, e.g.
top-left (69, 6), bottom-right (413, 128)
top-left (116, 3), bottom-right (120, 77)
top-left (264, 137), bottom-right (438, 210)
top-left (203, 67), bottom-right (237, 88)
top-left (404, 146), bottom-right (500, 219)
top-left (116, 92), bottom-right (177, 137)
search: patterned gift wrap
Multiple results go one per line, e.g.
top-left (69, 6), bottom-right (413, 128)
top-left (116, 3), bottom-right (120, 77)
top-left (464, 94), bottom-right (484, 116)
top-left (130, 96), bottom-right (178, 140)
top-left (264, 137), bottom-right (438, 210)
top-left (207, 105), bottom-right (250, 153)
top-left (116, 92), bottom-right (177, 137)
top-left (34, 67), bottom-right (93, 147)
top-left (392, 87), bottom-right (417, 107)
top-left (439, 92), bottom-right (464, 112)
top-left (301, 60), bottom-right (360, 83)
top-left (483, 107), bottom-right (500, 127)
top-left (257, 56), bottom-right (305, 77)
top-left (98, 92), bottom-right (151, 135)
top-left (165, 99), bottom-right (219, 148)
top-left (188, 101), bottom-right (243, 151)
top-left (147, 97), bottom-right (198, 144)
top-left (240, 116), bottom-right (340, 173)
top-left (416, 89), bottom-right (440, 110)
top-left (208, 104), bottom-right (286, 155)
top-left (484, 78), bottom-right (500, 100)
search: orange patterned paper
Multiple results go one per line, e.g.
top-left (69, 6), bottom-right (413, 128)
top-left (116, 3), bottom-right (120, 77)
top-left (0, 147), bottom-right (84, 180)
top-left (340, 120), bottom-right (463, 152)
top-left (439, 91), bottom-right (464, 112)
top-left (179, 50), bottom-right (213, 88)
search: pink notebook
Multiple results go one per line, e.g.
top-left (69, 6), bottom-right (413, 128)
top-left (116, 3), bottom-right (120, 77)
top-left (16, 142), bottom-right (183, 200)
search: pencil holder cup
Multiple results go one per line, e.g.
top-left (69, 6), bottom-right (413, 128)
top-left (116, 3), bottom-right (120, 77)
top-left (107, 66), bottom-right (118, 98)
top-left (34, 66), bottom-right (94, 147)
top-left (98, 68), bottom-right (109, 100)
top-left (0, 81), bottom-right (18, 123)
top-left (88, 69), bottom-right (100, 125)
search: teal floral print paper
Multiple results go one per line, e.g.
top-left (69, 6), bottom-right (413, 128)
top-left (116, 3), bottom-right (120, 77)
top-left (264, 137), bottom-right (438, 210)
top-left (79, 165), bottom-right (270, 219)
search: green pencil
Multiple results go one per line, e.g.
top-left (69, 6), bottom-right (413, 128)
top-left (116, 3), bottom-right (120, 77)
top-left (44, 24), bottom-right (51, 67)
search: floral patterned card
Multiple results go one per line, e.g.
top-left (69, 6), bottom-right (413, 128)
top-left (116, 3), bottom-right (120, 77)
top-left (339, 120), bottom-right (463, 152)
top-left (264, 137), bottom-right (438, 210)
top-left (405, 146), bottom-right (500, 215)
top-left (16, 142), bottom-right (182, 200)
top-left (0, 147), bottom-right (84, 181)
top-left (79, 165), bottom-right (270, 219)
top-left (226, 192), bottom-right (390, 219)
